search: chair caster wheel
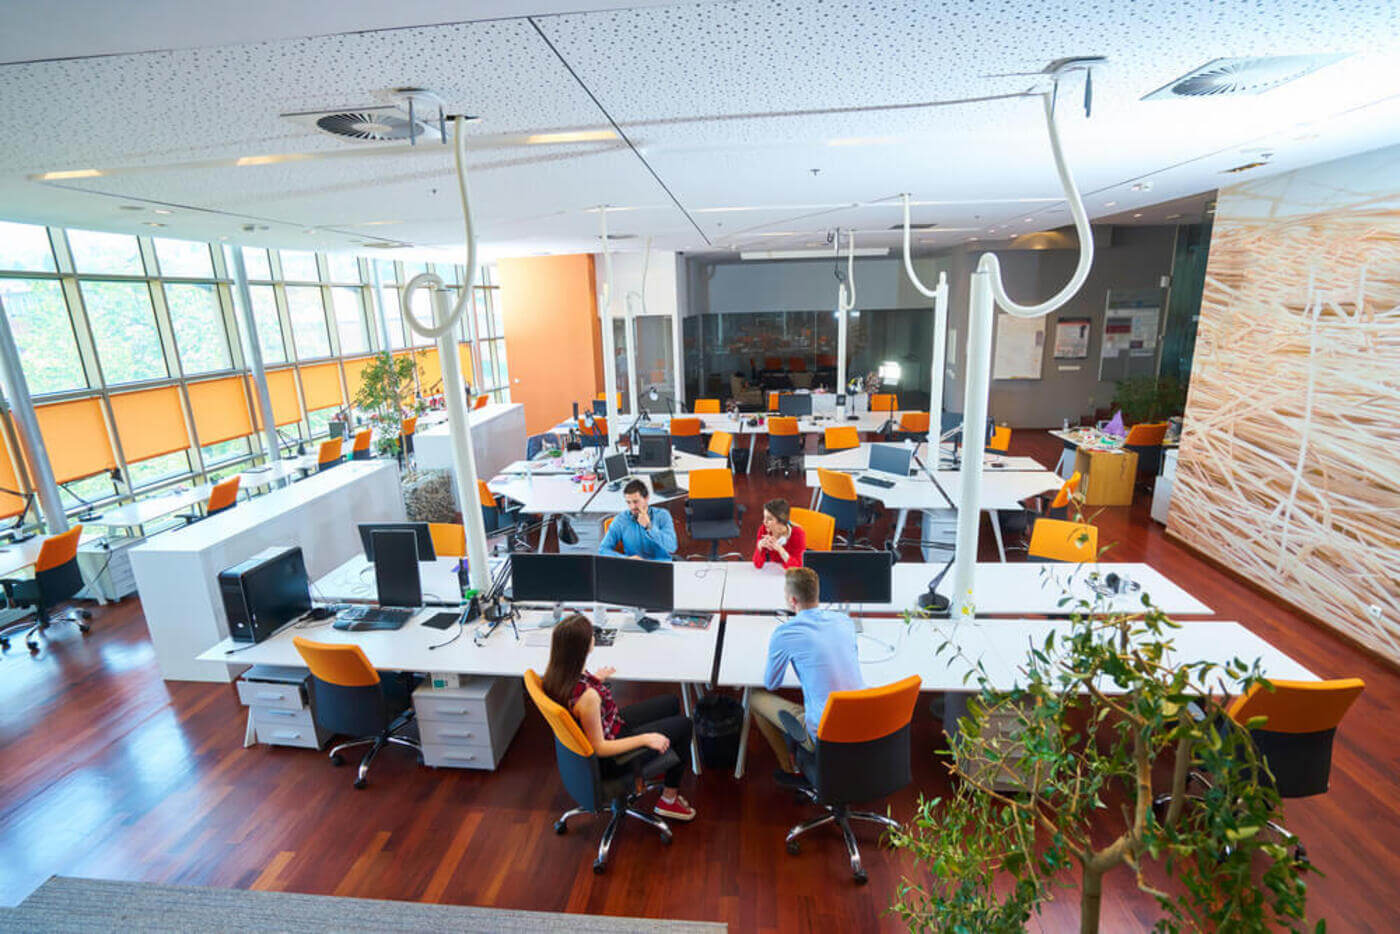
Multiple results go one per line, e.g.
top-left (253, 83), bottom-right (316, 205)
top-left (553, 820), bottom-right (568, 835)
top-left (660, 832), bottom-right (673, 846)
top-left (592, 859), bottom-right (606, 875)
top-left (330, 754), bottom-right (344, 766)
top-left (80, 610), bottom-right (93, 619)
top-left (853, 869), bottom-right (868, 885)
top-left (0, 638), bottom-right (9, 650)
top-left (353, 777), bottom-right (367, 789)
top-left (79, 623), bottom-right (91, 634)
top-left (786, 840), bottom-right (800, 855)
top-left (27, 642), bottom-right (39, 654)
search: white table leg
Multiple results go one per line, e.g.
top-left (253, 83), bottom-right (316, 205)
top-left (243, 709), bottom-right (257, 748)
top-left (734, 686), bottom-right (752, 779)
top-left (990, 509), bottom-right (1006, 562)
top-left (893, 508), bottom-right (909, 549)
top-left (537, 516), bottom-right (552, 553)
top-left (680, 682), bottom-right (702, 775)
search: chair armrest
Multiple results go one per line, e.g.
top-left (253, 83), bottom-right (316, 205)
top-left (175, 512), bottom-right (202, 524)
top-left (1, 577), bottom-right (39, 607)
top-left (778, 709), bottom-right (808, 745)
top-left (610, 747), bottom-right (681, 783)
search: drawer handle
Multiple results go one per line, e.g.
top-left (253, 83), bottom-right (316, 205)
top-left (265, 709), bottom-right (299, 718)
top-left (255, 691), bottom-right (288, 701)
top-left (272, 731), bottom-right (302, 740)
top-left (444, 753), bottom-right (477, 761)
top-left (441, 730), bottom-right (475, 740)
top-left (438, 707), bottom-right (472, 715)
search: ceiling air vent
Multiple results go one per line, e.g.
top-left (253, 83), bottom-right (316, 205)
top-left (313, 109), bottom-right (424, 142)
top-left (283, 89), bottom-right (465, 144)
top-left (1143, 54), bottom-right (1348, 100)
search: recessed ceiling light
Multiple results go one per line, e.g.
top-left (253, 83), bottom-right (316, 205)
top-left (1133, 213), bottom-right (1143, 218)
top-left (1104, 201), bottom-right (1117, 207)
top-left (1023, 217), bottom-right (1033, 223)
top-left (143, 221), bottom-right (167, 228)
top-left (152, 208), bottom-right (173, 215)
top-left (522, 129), bottom-right (616, 145)
top-left (35, 168), bottom-right (102, 180)
top-left (1223, 160), bottom-right (1269, 174)
top-left (1130, 182), bottom-right (1153, 192)
top-left (118, 205), bottom-right (143, 212)
top-left (968, 237), bottom-right (979, 241)
top-left (1166, 213), bottom-right (1182, 220)
top-left (218, 236), bottom-right (230, 241)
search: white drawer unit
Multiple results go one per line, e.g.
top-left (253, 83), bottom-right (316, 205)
top-left (414, 676), bottom-right (525, 771)
top-left (238, 665), bottom-right (332, 750)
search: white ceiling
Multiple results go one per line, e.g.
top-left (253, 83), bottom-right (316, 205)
top-left (1, 0), bottom-right (1398, 263)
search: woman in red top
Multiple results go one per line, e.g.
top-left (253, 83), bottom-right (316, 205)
top-left (753, 498), bottom-right (807, 569)
top-left (541, 614), bottom-right (696, 821)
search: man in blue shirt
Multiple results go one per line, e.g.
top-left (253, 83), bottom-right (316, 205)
top-left (598, 479), bottom-right (677, 561)
top-left (748, 566), bottom-right (864, 775)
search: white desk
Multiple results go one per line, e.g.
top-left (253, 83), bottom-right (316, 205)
top-left (313, 554), bottom-right (471, 606)
top-left (236, 458), bottom-right (315, 489)
top-left (801, 444), bottom-right (1042, 473)
top-left (130, 460), bottom-right (405, 682)
top-left (489, 473), bottom-right (689, 553)
top-left (92, 486), bottom-right (210, 532)
top-left (417, 403), bottom-right (527, 486)
top-left (718, 614), bottom-right (1313, 777)
top-left (804, 468), bottom-right (1063, 560)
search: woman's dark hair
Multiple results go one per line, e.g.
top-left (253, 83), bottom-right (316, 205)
top-left (541, 613), bottom-right (593, 708)
top-left (763, 498), bottom-right (790, 526)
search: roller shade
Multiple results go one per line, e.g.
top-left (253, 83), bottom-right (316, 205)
top-left (0, 421), bottom-right (28, 519)
top-left (247, 368), bottom-right (302, 428)
top-left (188, 376), bottom-right (253, 445)
top-left (110, 386), bottom-right (191, 462)
top-left (414, 349), bottom-right (442, 395)
top-left (299, 362), bottom-right (344, 411)
top-left (342, 355), bottom-right (375, 405)
top-left (458, 343), bottom-right (474, 386)
top-left (34, 398), bottom-right (116, 483)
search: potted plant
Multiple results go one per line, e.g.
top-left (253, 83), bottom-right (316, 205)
top-left (351, 351), bottom-right (423, 458)
top-left (1110, 376), bottom-right (1186, 426)
top-left (888, 582), bottom-right (1315, 933)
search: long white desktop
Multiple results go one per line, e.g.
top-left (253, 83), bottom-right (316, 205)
top-left (131, 460), bottom-right (405, 682)
top-left (415, 402), bottom-right (527, 483)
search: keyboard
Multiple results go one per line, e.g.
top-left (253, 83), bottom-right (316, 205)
top-left (857, 475), bottom-right (895, 489)
top-left (333, 606), bottom-right (414, 631)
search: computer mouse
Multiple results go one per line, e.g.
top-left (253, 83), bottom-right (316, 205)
top-left (306, 606), bottom-right (334, 620)
top-left (991, 461), bottom-right (1005, 468)
top-left (637, 616), bottom-right (660, 632)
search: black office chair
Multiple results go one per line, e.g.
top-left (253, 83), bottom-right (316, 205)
top-left (684, 469), bottom-right (746, 559)
top-left (524, 670), bottom-right (678, 874)
top-left (0, 526), bottom-right (92, 653)
top-left (780, 675), bottom-right (921, 883)
top-left (292, 637), bottom-right (420, 789)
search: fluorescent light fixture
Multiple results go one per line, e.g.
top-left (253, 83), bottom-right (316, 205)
top-left (740, 248), bottom-right (889, 260)
top-left (523, 129), bottom-right (617, 144)
top-left (152, 208), bottom-right (173, 215)
top-left (235, 153), bottom-right (314, 167)
top-left (36, 168), bottom-right (102, 180)
top-left (1103, 201), bottom-right (1117, 207)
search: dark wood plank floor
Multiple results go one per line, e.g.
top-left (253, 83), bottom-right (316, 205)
top-left (1, 431), bottom-right (1395, 932)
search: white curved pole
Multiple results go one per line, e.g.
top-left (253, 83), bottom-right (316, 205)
top-left (835, 230), bottom-right (855, 401)
top-left (949, 89), bottom-right (1094, 618)
top-left (395, 115), bottom-right (490, 594)
top-left (598, 208), bottom-right (621, 448)
top-left (928, 272), bottom-right (948, 449)
top-left (901, 194), bottom-right (939, 299)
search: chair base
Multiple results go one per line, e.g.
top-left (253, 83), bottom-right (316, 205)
top-left (784, 793), bottom-right (900, 884)
top-left (554, 782), bottom-right (672, 874)
top-left (1152, 771), bottom-right (1309, 865)
top-left (0, 607), bottom-right (93, 654)
top-left (327, 713), bottom-right (421, 789)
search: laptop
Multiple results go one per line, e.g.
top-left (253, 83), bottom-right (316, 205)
top-left (650, 469), bottom-right (680, 497)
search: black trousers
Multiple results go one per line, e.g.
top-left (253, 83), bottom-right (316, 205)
top-left (614, 694), bottom-right (692, 789)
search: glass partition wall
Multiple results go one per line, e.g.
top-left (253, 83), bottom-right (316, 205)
top-left (0, 219), bottom-right (508, 533)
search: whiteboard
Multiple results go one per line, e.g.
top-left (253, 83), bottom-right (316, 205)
top-left (992, 312), bottom-right (1045, 380)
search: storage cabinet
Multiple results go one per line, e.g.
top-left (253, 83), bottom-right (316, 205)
top-left (237, 665), bottom-right (332, 749)
top-left (414, 676), bottom-right (525, 770)
top-left (1073, 447), bottom-right (1138, 506)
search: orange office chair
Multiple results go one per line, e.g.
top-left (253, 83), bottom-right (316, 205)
top-left (684, 468), bottom-right (745, 559)
top-left (1026, 518), bottom-right (1098, 563)
top-left (1044, 472), bottom-right (1082, 520)
top-left (1158, 678), bottom-right (1364, 864)
top-left (987, 424), bottom-right (1012, 455)
top-left (817, 353), bottom-right (836, 369)
top-left (790, 507), bottom-right (834, 552)
top-left (767, 416), bottom-right (803, 476)
top-left (0, 526), bottom-right (91, 653)
top-left (1124, 422), bottom-right (1169, 483)
top-left (577, 416), bottom-right (608, 449)
top-left (767, 392), bottom-right (782, 413)
top-left (351, 428), bottom-right (373, 460)
top-left (292, 637), bottom-right (420, 789)
top-left (822, 425), bottom-right (860, 454)
top-left (524, 670), bottom-right (678, 874)
top-left (401, 415), bottom-right (419, 457)
top-left (670, 416), bottom-right (704, 456)
top-left (894, 412), bottom-right (930, 442)
top-left (473, 394), bottom-right (489, 410)
top-left (693, 398), bottom-right (721, 414)
top-left (816, 468), bottom-right (875, 548)
top-left (779, 675), bottom-right (921, 883)
top-left (707, 429), bottom-right (734, 466)
top-left (429, 522), bottom-right (466, 558)
top-left (317, 438), bottom-right (344, 471)
top-left (788, 357), bottom-right (808, 372)
top-left (868, 393), bottom-right (898, 416)
top-left (477, 480), bottom-right (522, 543)
top-left (179, 476), bottom-right (241, 524)
top-left (763, 356), bottom-right (783, 371)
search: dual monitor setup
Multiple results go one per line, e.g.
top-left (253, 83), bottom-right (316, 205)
top-left (511, 552), bottom-right (673, 622)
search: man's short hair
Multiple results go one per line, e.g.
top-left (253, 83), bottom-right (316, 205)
top-left (622, 479), bottom-right (649, 498)
top-left (785, 566), bottom-right (819, 606)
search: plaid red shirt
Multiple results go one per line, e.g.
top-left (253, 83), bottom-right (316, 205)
top-left (570, 671), bottom-right (624, 739)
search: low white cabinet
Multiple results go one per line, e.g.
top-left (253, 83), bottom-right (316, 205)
top-left (414, 676), bottom-right (524, 770)
top-left (237, 665), bottom-right (332, 749)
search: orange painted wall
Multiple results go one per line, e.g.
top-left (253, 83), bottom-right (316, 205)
top-left (498, 254), bottom-right (603, 435)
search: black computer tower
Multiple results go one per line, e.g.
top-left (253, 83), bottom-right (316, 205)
top-left (219, 546), bottom-right (312, 643)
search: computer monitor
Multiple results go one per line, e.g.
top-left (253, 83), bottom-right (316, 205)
top-left (869, 443), bottom-right (913, 478)
top-left (510, 553), bottom-right (595, 604)
top-left (527, 432), bottom-right (557, 460)
top-left (638, 433), bottom-right (671, 468)
top-left (373, 529), bottom-right (423, 608)
top-left (804, 550), bottom-right (893, 604)
top-left (358, 522), bottom-right (436, 562)
top-left (595, 555), bottom-right (674, 611)
top-left (592, 399), bottom-right (608, 416)
top-left (243, 547), bottom-right (313, 632)
top-left (327, 420), bottom-right (346, 440)
top-left (604, 452), bottom-right (629, 484)
top-left (778, 393), bottom-right (813, 417)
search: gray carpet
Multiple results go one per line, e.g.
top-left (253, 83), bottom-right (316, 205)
top-left (2, 876), bottom-right (726, 933)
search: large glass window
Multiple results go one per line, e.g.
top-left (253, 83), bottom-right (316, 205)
top-left (202, 437), bottom-right (250, 466)
top-left (80, 280), bottom-right (168, 383)
top-left (0, 278), bottom-right (85, 394)
top-left (68, 229), bottom-right (143, 275)
top-left (403, 287), bottom-right (433, 346)
top-left (154, 238), bottom-right (213, 278)
top-left (0, 220), bottom-right (56, 272)
top-left (127, 450), bottom-right (191, 488)
top-left (331, 287), bottom-right (368, 354)
top-left (235, 246), bottom-right (271, 280)
top-left (378, 284), bottom-right (405, 348)
top-left (165, 283), bottom-right (231, 374)
top-left (286, 286), bottom-right (330, 359)
top-left (279, 250), bottom-right (319, 282)
top-left (326, 253), bottom-right (360, 283)
top-left (245, 284), bottom-right (284, 363)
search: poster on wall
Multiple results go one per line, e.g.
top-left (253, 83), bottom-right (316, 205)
top-left (1098, 290), bottom-right (1162, 380)
top-left (1053, 317), bottom-right (1092, 359)
top-left (992, 312), bottom-right (1045, 380)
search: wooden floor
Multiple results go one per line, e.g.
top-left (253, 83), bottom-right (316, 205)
top-left (1, 431), bottom-right (1395, 933)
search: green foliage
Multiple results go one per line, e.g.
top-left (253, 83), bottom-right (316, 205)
top-left (352, 351), bottom-right (422, 456)
top-left (888, 577), bottom-right (1315, 933)
top-left (1111, 376), bottom-right (1186, 426)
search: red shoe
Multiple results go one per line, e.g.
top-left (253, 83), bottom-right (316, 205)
top-left (654, 795), bottom-right (696, 822)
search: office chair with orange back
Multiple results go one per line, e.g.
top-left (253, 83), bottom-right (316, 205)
top-left (894, 411), bottom-right (929, 442)
top-left (473, 394), bottom-right (489, 410)
top-left (670, 417), bottom-right (704, 455)
top-left (178, 476), bottom-right (241, 524)
top-left (400, 415), bottom-right (419, 458)
top-left (684, 468), bottom-right (745, 559)
top-left (0, 525), bottom-right (92, 653)
top-left (1123, 421), bottom-right (1169, 484)
top-left (351, 428), bottom-right (373, 461)
top-left (317, 438), bottom-right (344, 471)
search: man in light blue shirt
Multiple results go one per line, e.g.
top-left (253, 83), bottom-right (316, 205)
top-left (748, 566), bottom-right (864, 774)
top-left (598, 479), bottom-right (677, 561)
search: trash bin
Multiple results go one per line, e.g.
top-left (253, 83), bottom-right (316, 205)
top-left (731, 446), bottom-right (750, 472)
top-left (693, 692), bottom-right (745, 770)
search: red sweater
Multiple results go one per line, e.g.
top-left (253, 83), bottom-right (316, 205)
top-left (753, 523), bottom-right (807, 569)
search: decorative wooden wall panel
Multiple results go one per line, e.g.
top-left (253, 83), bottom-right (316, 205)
top-left (1169, 145), bottom-right (1400, 666)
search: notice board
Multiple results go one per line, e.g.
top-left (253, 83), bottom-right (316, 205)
top-left (1098, 289), bottom-right (1162, 381)
top-left (992, 312), bottom-right (1045, 380)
